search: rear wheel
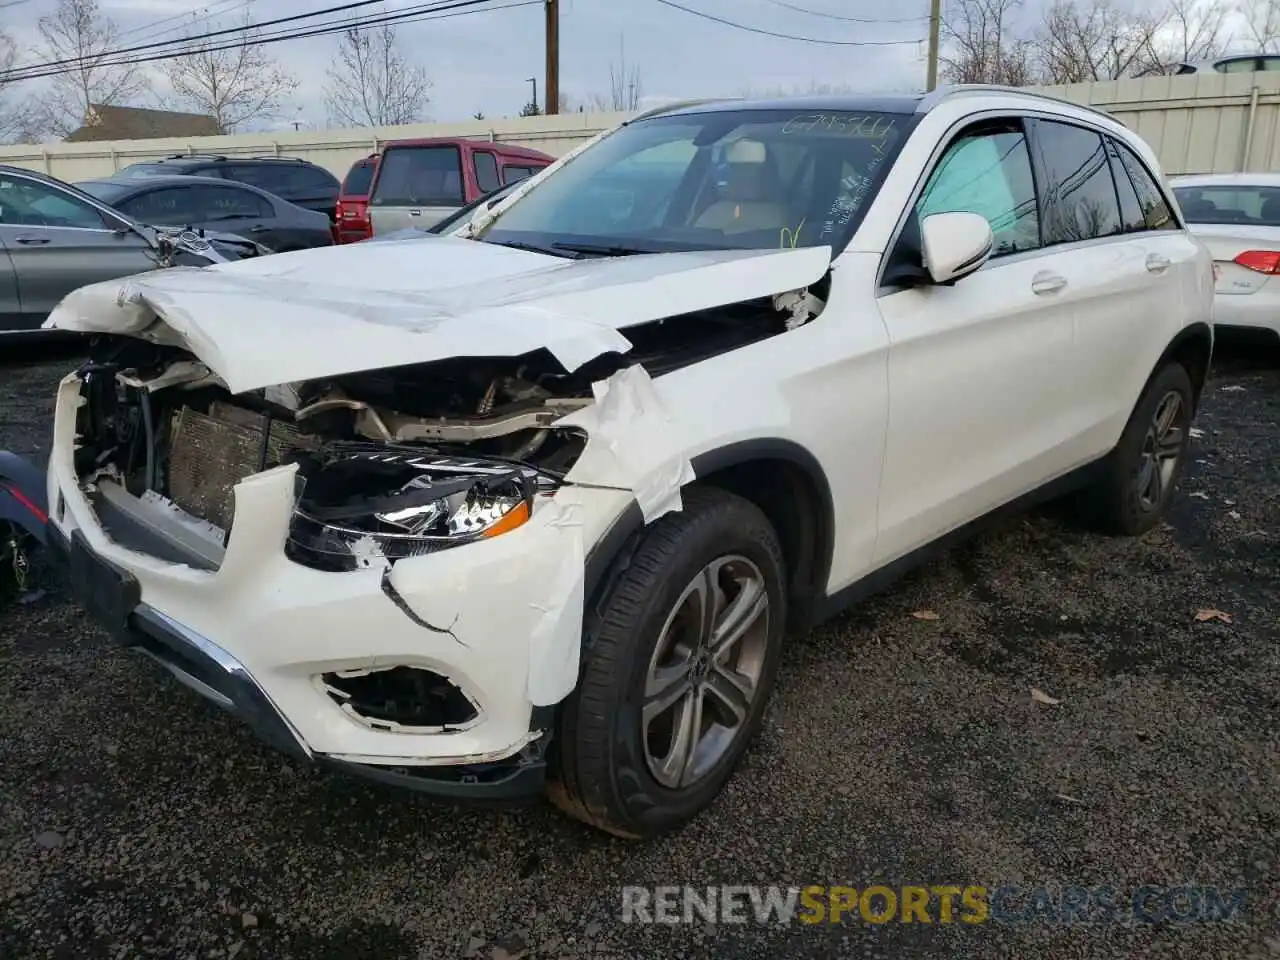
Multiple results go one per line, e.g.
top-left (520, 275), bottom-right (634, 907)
top-left (0, 520), bottom-right (33, 603)
top-left (548, 487), bottom-right (786, 838)
top-left (1076, 362), bottom-right (1194, 536)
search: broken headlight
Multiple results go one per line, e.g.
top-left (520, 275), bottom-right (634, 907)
top-left (285, 447), bottom-right (554, 572)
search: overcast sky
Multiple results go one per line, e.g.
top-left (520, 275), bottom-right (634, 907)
top-left (3, 0), bottom-right (934, 131)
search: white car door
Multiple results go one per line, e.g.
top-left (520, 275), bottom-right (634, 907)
top-left (1027, 122), bottom-right (1204, 461)
top-left (873, 119), bottom-right (1080, 565)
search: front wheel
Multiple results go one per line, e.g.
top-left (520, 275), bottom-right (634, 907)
top-left (548, 487), bottom-right (787, 838)
top-left (1076, 361), bottom-right (1195, 536)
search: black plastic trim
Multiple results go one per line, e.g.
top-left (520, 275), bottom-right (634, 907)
top-left (813, 457), bottom-right (1106, 624)
top-left (690, 438), bottom-right (836, 618)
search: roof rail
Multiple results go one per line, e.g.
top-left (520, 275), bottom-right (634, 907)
top-left (918, 84), bottom-right (1115, 122)
top-left (166, 153), bottom-right (228, 160)
top-left (249, 155), bottom-right (309, 162)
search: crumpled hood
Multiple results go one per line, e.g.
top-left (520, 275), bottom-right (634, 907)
top-left (45, 235), bottom-right (832, 394)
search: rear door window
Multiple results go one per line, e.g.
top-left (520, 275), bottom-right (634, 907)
top-left (200, 185), bottom-right (273, 220)
top-left (473, 151), bottom-right (500, 193)
top-left (373, 146), bottom-right (464, 206)
top-left (1031, 120), bottom-right (1123, 245)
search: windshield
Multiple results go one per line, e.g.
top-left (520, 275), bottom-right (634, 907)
top-left (342, 161), bottom-right (376, 196)
top-left (76, 180), bottom-right (132, 204)
top-left (1173, 184), bottom-right (1280, 226)
top-left (479, 108), bottom-right (908, 255)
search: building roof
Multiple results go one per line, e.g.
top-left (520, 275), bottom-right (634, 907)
top-left (64, 104), bottom-right (222, 142)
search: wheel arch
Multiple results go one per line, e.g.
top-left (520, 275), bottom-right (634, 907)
top-left (581, 439), bottom-right (836, 636)
top-left (1159, 321), bottom-right (1213, 411)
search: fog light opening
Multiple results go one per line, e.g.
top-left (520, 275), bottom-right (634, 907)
top-left (321, 665), bottom-right (480, 732)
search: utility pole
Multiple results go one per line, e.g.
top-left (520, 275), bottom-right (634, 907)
top-left (546, 0), bottom-right (560, 114)
top-left (925, 0), bottom-right (942, 91)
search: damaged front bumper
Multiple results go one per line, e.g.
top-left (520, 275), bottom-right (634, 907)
top-left (45, 374), bottom-right (635, 801)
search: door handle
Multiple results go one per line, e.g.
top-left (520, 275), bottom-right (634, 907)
top-left (248, 225), bottom-right (268, 233)
top-left (1031, 271), bottom-right (1067, 295)
top-left (15, 236), bottom-right (49, 245)
top-left (1146, 254), bottom-right (1171, 274)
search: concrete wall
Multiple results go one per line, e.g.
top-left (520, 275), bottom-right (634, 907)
top-left (2, 73), bottom-right (1280, 183)
top-left (0, 111), bottom-right (632, 183)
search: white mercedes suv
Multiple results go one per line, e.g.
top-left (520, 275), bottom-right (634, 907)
top-left (41, 86), bottom-right (1213, 838)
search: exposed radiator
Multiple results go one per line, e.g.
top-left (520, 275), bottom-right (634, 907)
top-left (167, 401), bottom-right (304, 531)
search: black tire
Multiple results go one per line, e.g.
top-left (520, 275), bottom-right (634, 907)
top-left (548, 486), bottom-right (787, 839)
top-left (1076, 362), bottom-right (1195, 536)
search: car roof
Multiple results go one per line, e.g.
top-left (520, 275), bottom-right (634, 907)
top-left (143, 155), bottom-right (316, 165)
top-left (653, 94), bottom-right (926, 118)
top-left (638, 86), bottom-right (1120, 127)
top-left (92, 173), bottom-right (266, 190)
top-left (1171, 172), bottom-right (1280, 188)
top-left (380, 137), bottom-right (553, 160)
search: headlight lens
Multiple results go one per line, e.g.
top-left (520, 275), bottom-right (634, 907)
top-left (285, 446), bottom-right (552, 572)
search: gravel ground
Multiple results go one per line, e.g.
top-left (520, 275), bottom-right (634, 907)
top-left (1, 338), bottom-right (1277, 960)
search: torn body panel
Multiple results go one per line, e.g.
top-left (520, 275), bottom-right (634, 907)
top-left (45, 241), bottom-right (832, 394)
top-left (48, 371), bottom-right (634, 764)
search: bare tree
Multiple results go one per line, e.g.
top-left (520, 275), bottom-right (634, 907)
top-left (1034, 0), bottom-right (1167, 82)
top-left (1241, 0), bottom-right (1280, 52)
top-left (162, 12), bottom-right (297, 133)
top-left (324, 24), bottom-right (431, 127)
top-left (940, 0), bottom-right (1037, 84)
top-left (0, 31), bottom-right (39, 143)
top-left (1139, 0), bottom-right (1231, 73)
top-left (587, 39), bottom-right (643, 111)
top-left (33, 0), bottom-right (149, 137)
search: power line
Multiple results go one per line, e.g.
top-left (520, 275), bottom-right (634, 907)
top-left (757, 0), bottom-right (925, 23)
top-left (6, 0), bottom-right (422, 78)
top-left (648, 0), bottom-right (923, 45)
top-left (3, 0), bottom-right (535, 83)
top-left (117, 0), bottom-right (252, 43)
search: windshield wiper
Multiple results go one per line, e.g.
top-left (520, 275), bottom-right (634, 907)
top-left (480, 238), bottom-right (584, 259)
top-left (551, 241), bottom-right (653, 257)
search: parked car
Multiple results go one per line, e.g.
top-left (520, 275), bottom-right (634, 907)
top-left (1170, 173), bottom-right (1280, 341)
top-left (366, 179), bottom-right (523, 243)
top-left (77, 175), bottom-right (335, 253)
top-left (33, 88), bottom-right (1212, 839)
top-left (367, 137), bottom-right (553, 235)
top-left (112, 155), bottom-right (341, 223)
top-left (335, 154), bottom-right (379, 244)
top-left (1140, 52), bottom-right (1280, 76)
top-left (0, 164), bottom-right (262, 336)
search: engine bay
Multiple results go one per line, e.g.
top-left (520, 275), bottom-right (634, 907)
top-left (69, 286), bottom-right (822, 570)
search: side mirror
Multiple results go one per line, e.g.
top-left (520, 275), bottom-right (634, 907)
top-left (920, 211), bottom-right (993, 284)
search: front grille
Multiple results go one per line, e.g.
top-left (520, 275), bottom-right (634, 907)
top-left (167, 402), bottom-right (303, 531)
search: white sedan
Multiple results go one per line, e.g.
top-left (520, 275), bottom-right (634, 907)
top-left (1171, 172), bottom-right (1280, 340)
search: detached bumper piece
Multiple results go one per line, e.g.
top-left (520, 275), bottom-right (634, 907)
top-left (44, 525), bottom-right (547, 802)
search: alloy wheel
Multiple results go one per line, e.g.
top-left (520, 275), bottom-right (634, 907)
top-left (1134, 390), bottom-right (1187, 513)
top-left (642, 555), bottom-right (770, 790)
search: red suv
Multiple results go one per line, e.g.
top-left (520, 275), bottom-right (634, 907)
top-left (335, 154), bottom-right (379, 244)
top-left (367, 138), bottom-right (554, 236)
